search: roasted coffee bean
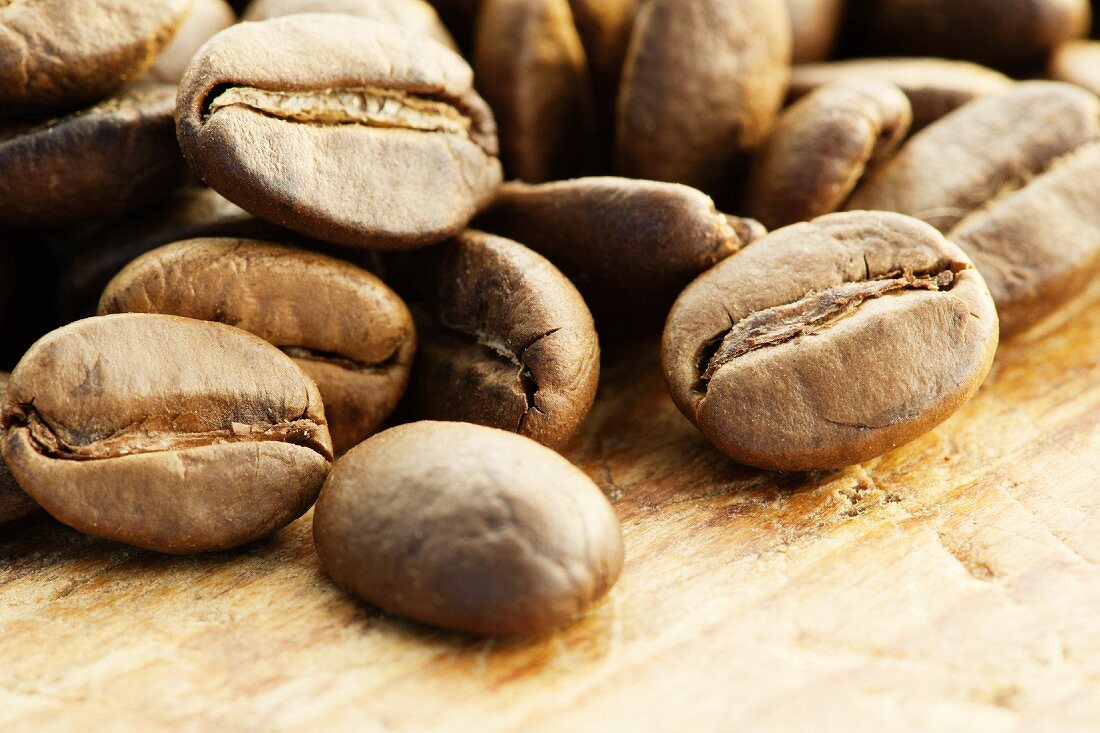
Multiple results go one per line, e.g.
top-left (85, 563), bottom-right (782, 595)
top-left (476, 177), bottom-right (764, 331)
top-left (0, 372), bottom-right (38, 524)
top-left (176, 14), bottom-right (502, 249)
top-left (0, 0), bottom-right (191, 113)
top-left (313, 421), bottom-right (624, 636)
top-left (786, 0), bottom-right (844, 63)
top-left (616, 0), bottom-right (790, 195)
top-left (1050, 41), bottom-right (1100, 96)
top-left (747, 80), bottom-right (911, 230)
top-left (0, 84), bottom-right (188, 229)
top-left (100, 238), bottom-right (416, 454)
top-left (144, 0), bottom-right (237, 84)
top-left (856, 0), bottom-right (1091, 72)
top-left (663, 211), bottom-right (999, 472)
top-left (789, 58), bottom-right (1013, 131)
top-left (848, 82), bottom-right (1100, 334)
top-left (1, 313), bottom-right (333, 553)
top-left (395, 230), bottom-right (599, 449)
top-left (243, 0), bottom-right (456, 50)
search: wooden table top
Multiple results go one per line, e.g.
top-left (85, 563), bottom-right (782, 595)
top-left (2, 278), bottom-right (1098, 733)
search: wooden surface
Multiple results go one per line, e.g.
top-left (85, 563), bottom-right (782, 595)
top-left (1, 277), bottom-right (1098, 733)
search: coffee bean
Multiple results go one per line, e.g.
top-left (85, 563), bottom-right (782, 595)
top-left (747, 79), bottom-right (912, 230)
top-left (176, 14), bottom-right (502, 249)
top-left (243, 0), bottom-right (457, 50)
top-left (313, 421), bottom-right (623, 636)
top-left (99, 238), bottom-right (416, 454)
top-left (475, 177), bottom-right (764, 331)
top-left (0, 84), bottom-right (188, 228)
top-left (144, 0), bottom-right (237, 85)
top-left (616, 0), bottom-right (790, 195)
top-left (663, 211), bottom-right (999, 471)
top-left (1, 313), bottom-right (334, 553)
top-left (0, 0), bottom-right (191, 113)
top-left (847, 81), bottom-right (1100, 335)
top-left (0, 372), bottom-right (38, 524)
top-left (786, 0), bottom-right (844, 63)
top-left (789, 58), bottom-right (1013, 131)
top-left (1050, 41), bottom-right (1100, 96)
top-left (394, 230), bottom-right (599, 449)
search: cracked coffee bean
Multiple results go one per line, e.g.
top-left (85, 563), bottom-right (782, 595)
top-left (747, 79), bottom-right (912, 230)
top-left (394, 230), bottom-right (599, 449)
top-left (786, 0), bottom-right (844, 63)
top-left (99, 238), bottom-right (416, 454)
top-left (313, 421), bottom-right (624, 636)
top-left (176, 14), bottom-right (502, 249)
top-left (242, 0), bottom-right (457, 50)
top-left (788, 58), bottom-right (1013, 132)
top-left (0, 84), bottom-right (188, 228)
top-left (0, 0), bottom-right (191, 113)
top-left (663, 211), bottom-right (999, 472)
top-left (0, 372), bottom-right (38, 524)
top-left (143, 0), bottom-right (237, 85)
top-left (0, 313), bottom-right (334, 553)
top-left (847, 81), bottom-right (1100, 335)
top-left (1049, 41), bottom-right (1100, 96)
top-left (616, 0), bottom-right (790, 195)
top-left (475, 176), bottom-right (764, 332)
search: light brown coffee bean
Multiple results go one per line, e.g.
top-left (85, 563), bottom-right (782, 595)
top-left (243, 0), bottom-right (457, 49)
top-left (394, 230), bottom-right (599, 449)
top-left (0, 372), bottom-right (38, 525)
top-left (99, 238), bottom-right (416, 454)
top-left (475, 177), bottom-right (763, 331)
top-left (176, 14), bottom-right (502, 249)
top-left (1, 313), bottom-right (333, 553)
top-left (747, 79), bottom-right (912, 230)
top-left (313, 421), bottom-right (624, 636)
top-left (0, 0), bottom-right (191, 113)
top-left (1049, 40), bottom-right (1100, 96)
top-left (789, 58), bottom-right (1013, 131)
top-left (663, 211), bottom-right (999, 471)
top-left (616, 0), bottom-right (791, 195)
top-left (786, 0), bottom-right (844, 63)
top-left (0, 84), bottom-right (188, 228)
top-left (144, 0), bottom-right (237, 84)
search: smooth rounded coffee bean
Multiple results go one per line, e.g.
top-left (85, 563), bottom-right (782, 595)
top-left (100, 238), bottom-right (416, 454)
top-left (616, 0), bottom-right (791, 195)
top-left (176, 14), bottom-right (502, 249)
top-left (144, 0), bottom-right (237, 84)
top-left (243, 0), bottom-right (457, 50)
top-left (848, 82), bottom-right (1100, 334)
top-left (663, 211), bottom-right (999, 472)
top-left (747, 80), bottom-right (912, 230)
top-left (786, 0), bottom-right (844, 63)
top-left (313, 421), bottom-right (624, 636)
top-left (789, 58), bottom-right (1013, 131)
top-left (395, 230), bottom-right (599, 449)
top-left (1050, 41), bottom-right (1100, 96)
top-left (0, 84), bottom-right (188, 228)
top-left (1, 313), bottom-right (334, 553)
top-left (0, 0), bottom-right (191, 113)
top-left (475, 177), bottom-right (764, 331)
top-left (0, 372), bottom-right (38, 524)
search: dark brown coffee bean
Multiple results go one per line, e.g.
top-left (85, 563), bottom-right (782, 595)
top-left (395, 230), bottom-right (599, 449)
top-left (243, 0), bottom-right (457, 50)
top-left (747, 79), bottom-right (911, 230)
top-left (1, 313), bottom-right (334, 553)
top-left (176, 14), bottom-right (502, 249)
top-left (0, 84), bottom-right (188, 228)
top-left (313, 421), bottom-right (624, 636)
top-left (786, 0), bottom-right (844, 63)
top-left (99, 238), bottom-right (416, 454)
top-left (0, 0), bottom-right (191, 113)
top-left (663, 211), bottom-right (999, 471)
top-left (616, 0), bottom-right (790, 195)
top-left (475, 177), bottom-right (763, 331)
top-left (0, 372), bottom-right (38, 524)
top-left (144, 0), bottom-right (237, 85)
top-left (789, 58), bottom-right (1013, 131)
top-left (1050, 41), bottom-right (1100, 96)
top-left (848, 82), bottom-right (1100, 334)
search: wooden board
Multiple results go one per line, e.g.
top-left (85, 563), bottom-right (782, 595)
top-left (1, 277), bottom-right (1098, 733)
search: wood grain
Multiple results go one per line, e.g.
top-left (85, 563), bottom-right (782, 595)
top-left (1, 277), bottom-right (1098, 733)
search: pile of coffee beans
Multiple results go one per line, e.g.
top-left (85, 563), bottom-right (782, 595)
top-left (1, 0), bottom-right (1098, 636)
